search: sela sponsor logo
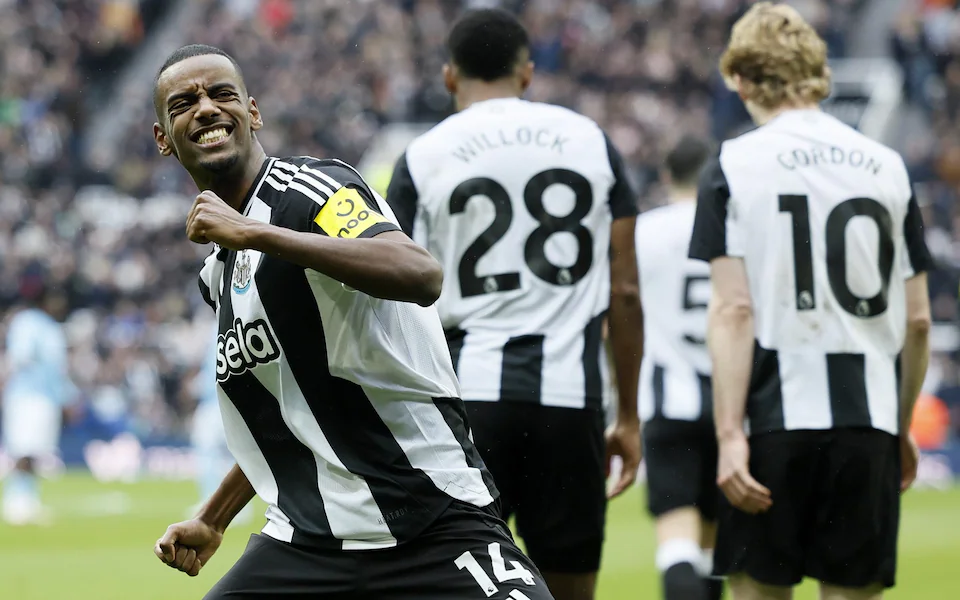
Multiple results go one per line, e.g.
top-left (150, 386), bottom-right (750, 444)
top-left (216, 318), bottom-right (280, 382)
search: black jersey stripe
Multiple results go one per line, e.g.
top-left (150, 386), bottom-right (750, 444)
top-left (582, 311), bottom-right (606, 410)
top-left (432, 397), bottom-right (498, 496)
top-left (500, 334), bottom-right (545, 403)
top-left (827, 353), bottom-right (871, 428)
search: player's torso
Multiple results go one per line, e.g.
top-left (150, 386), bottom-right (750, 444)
top-left (406, 99), bottom-right (617, 407)
top-left (722, 111), bottom-right (914, 358)
top-left (198, 159), bottom-right (495, 547)
top-left (636, 203), bottom-right (712, 421)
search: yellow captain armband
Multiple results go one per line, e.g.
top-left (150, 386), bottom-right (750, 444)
top-left (314, 186), bottom-right (391, 239)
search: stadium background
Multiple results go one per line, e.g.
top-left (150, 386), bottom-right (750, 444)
top-left (0, 0), bottom-right (958, 598)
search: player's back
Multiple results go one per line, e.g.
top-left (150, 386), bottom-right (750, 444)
top-left (636, 202), bottom-right (711, 422)
top-left (697, 109), bottom-right (928, 434)
top-left (392, 98), bottom-right (631, 408)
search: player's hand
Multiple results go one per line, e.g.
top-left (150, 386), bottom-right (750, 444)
top-left (899, 433), bottom-right (920, 492)
top-left (186, 190), bottom-right (257, 250)
top-left (717, 432), bottom-right (772, 514)
top-left (154, 518), bottom-right (223, 577)
top-left (604, 419), bottom-right (641, 499)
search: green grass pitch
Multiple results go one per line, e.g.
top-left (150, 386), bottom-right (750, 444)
top-left (1, 473), bottom-right (958, 599)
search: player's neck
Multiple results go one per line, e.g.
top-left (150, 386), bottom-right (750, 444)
top-left (749, 102), bottom-right (821, 126)
top-left (668, 186), bottom-right (697, 204)
top-left (190, 146), bottom-right (268, 212)
top-left (455, 82), bottom-right (521, 112)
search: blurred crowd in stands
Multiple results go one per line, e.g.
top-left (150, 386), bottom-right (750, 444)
top-left (1, 0), bottom-right (958, 447)
top-left (890, 0), bottom-right (960, 425)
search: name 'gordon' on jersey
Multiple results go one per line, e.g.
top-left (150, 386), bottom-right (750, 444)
top-left (198, 155), bottom-right (496, 551)
top-left (689, 110), bottom-right (934, 436)
top-left (386, 97), bottom-right (637, 409)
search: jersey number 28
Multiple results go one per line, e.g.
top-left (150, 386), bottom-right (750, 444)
top-left (450, 169), bottom-right (593, 297)
top-left (780, 195), bottom-right (894, 318)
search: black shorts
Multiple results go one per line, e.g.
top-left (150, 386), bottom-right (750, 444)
top-left (205, 501), bottom-right (554, 600)
top-left (714, 428), bottom-right (901, 589)
top-left (465, 402), bottom-right (606, 574)
top-left (643, 418), bottom-right (719, 521)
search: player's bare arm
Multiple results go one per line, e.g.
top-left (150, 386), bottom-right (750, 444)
top-left (186, 190), bottom-right (443, 307)
top-left (706, 256), bottom-right (771, 515)
top-left (899, 273), bottom-right (931, 491)
top-left (605, 216), bottom-right (643, 499)
top-left (155, 463), bottom-right (254, 577)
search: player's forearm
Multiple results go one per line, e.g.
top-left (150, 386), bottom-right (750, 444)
top-left (899, 324), bottom-right (930, 433)
top-left (196, 463), bottom-right (255, 534)
top-left (246, 224), bottom-right (443, 306)
top-left (608, 286), bottom-right (642, 424)
top-left (707, 300), bottom-right (754, 440)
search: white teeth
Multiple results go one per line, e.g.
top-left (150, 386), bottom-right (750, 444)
top-left (198, 128), bottom-right (228, 144)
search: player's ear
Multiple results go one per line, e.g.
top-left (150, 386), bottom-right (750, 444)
top-left (443, 63), bottom-right (457, 95)
top-left (733, 74), bottom-right (749, 102)
top-left (248, 97), bottom-right (263, 131)
top-left (153, 123), bottom-right (174, 157)
top-left (519, 61), bottom-right (534, 93)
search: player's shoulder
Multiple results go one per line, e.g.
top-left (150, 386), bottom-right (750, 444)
top-left (275, 155), bottom-right (366, 186)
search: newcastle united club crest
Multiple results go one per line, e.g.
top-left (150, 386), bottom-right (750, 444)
top-left (233, 250), bottom-right (252, 294)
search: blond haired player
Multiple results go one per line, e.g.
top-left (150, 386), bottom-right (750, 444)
top-left (689, 4), bottom-right (932, 600)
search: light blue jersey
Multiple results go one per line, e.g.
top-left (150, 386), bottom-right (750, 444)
top-left (5, 308), bottom-right (69, 406)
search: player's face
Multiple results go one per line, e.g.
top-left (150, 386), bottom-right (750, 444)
top-left (153, 55), bottom-right (262, 175)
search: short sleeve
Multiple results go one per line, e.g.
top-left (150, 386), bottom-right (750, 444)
top-left (197, 249), bottom-right (224, 312)
top-left (604, 133), bottom-right (638, 219)
top-left (689, 157), bottom-right (732, 262)
top-left (902, 187), bottom-right (934, 278)
top-left (385, 152), bottom-right (420, 236)
top-left (286, 158), bottom-right (401, 240)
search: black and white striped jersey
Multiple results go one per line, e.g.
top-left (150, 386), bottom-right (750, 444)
top-left (198, 156), bottom-right (497, 550)
top-left (386, 98), bottom-right (636, 410)
top-left (636, 200), bottom-right (712, 422)
top-left (689, 110), bottom-right (934, 436)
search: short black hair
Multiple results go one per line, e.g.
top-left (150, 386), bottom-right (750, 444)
top-left (665, 135), bottom-right (713, 186)
top-left (153, 44), bottom-right (244, 116)
top-left (447, 9), bottom-right (529, 82)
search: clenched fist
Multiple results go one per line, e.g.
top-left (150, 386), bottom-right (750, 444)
top-left (186, 190), bottom-right (258, 250)
top-left (154, 518), bottom-right (223, 577)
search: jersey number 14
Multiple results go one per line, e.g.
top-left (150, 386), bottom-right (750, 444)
top-left (450, 169), bottom-right (593, 297)
top-left (780, 195), bottom-right (894, 318)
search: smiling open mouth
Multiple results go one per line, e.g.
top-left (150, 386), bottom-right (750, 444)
top-left (192, 125), bottom-right (234, 147)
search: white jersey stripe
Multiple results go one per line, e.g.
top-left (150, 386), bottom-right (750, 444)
top-left (779, 349), bottom-right (833, 430)
top-left (264, 174), bottom-right (286, 192)
top-left (288, 181), bottom-right (327, 206)
top-left (216, 387), bottom-right (288, 535)
top-left (865, 353), bottom-right (899, 435)
top-left (293, 172), bottom-right (334, 197)
top-left (301, 165), bottom-right (341, 193)
top-left (273, 161), bottom-right (299, 174)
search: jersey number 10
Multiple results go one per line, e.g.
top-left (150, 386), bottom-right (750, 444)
top-left (779, 195), bottom-right (894, 318)
top-left (450, 169), bottom-right (593, 297)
